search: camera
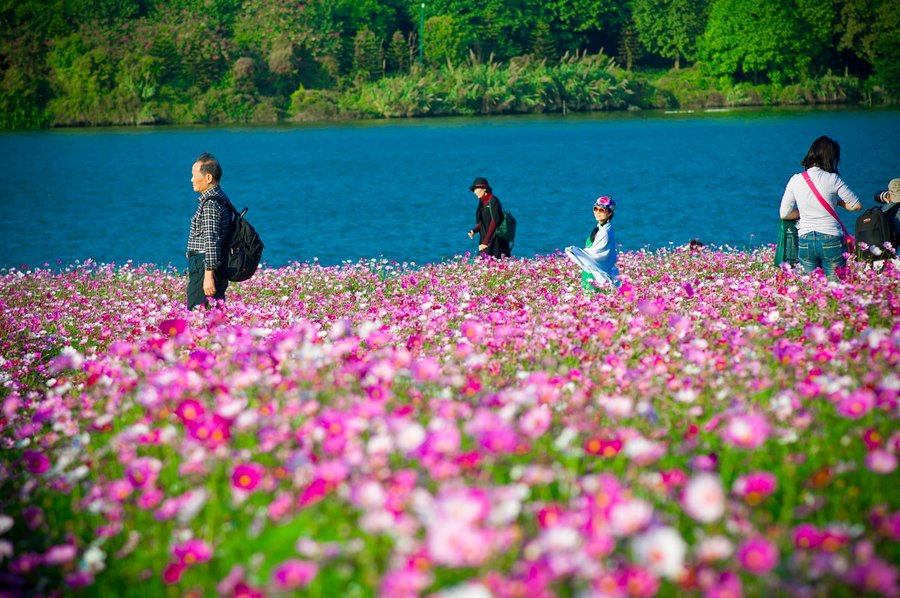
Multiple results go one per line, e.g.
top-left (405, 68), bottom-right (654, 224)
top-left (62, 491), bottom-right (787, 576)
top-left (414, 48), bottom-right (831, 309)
top-left (874, 190), bottom-right (891, 204)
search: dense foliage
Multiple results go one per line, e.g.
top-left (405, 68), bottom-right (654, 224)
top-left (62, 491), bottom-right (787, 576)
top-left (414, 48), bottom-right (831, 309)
top-left (0, 0), bottom-right (897, 128)
top-left (0, 248), bottom-right (898, 596)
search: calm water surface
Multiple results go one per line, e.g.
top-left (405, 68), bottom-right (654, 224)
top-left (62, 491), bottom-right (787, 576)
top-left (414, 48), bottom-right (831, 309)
top-left (1, 107), bottom-right (898, 270)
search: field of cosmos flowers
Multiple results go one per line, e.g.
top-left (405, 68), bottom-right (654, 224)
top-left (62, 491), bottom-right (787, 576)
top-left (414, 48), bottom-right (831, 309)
top-left (0, 247), bottom-right (898, 598)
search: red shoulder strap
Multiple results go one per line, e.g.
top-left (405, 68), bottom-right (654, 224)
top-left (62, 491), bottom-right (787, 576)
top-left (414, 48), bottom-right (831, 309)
top-left (802, 171), bottom-right (851, 238)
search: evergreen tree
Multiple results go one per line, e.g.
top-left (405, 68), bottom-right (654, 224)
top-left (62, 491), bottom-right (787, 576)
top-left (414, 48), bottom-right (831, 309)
top-left (352, 27), bottom-right (382, 81)
top-left (530, 21), bottom-right (557, 62)
top-left (387, 30), bottom-right (409, 73)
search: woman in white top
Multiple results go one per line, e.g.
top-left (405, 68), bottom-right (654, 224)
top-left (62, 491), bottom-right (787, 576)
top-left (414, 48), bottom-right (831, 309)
top-left (565, 196), bottom-right (619, 290)
top-left (779, 136), bottom-right (862, 278)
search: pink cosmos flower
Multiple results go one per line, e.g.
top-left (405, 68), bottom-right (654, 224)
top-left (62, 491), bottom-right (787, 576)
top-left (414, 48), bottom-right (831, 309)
top-left (616, 565), bottom-right (660, 598)
top-left (138, 487), bottom-right (164, 510)
top-left (737, 536), bottom-right (778, 574)
top-left (845, 557), bottom-right (899, 596)
top-left (682, 473), bottom-right (725, 523)
top-left (162, 561), bottom-right (185, 584)
top-left (519, 406), bottom-right (552, 438)
top-left (267, 493), bottom-right (293, 521)
top-left (272, 559), bottom-right (318, 590)
top-left (43, 543), bottom-right (77, 565)
top-left (22, 450), bottom-right (51, 475)
top-left (411, 357), bottom-right (440, 382)
top-left (703, 571), bottom-right (743, 598)
top-left (173, 539), bottom-right (213, 566)
top-left (175, 399), bottom-right (205, 424)
top-left (159, 318), bottom-right (187, 337)
top-left (107, 479), bottom-right (133, 503)
top-left (231, 462), bottom-right (264, 492)
top-left (732, 471), bottom-right (777, 506)
top-left (584, 436), bottom-right (623, 458)
top-left (721, 413), bottom-right (770, 449)
top-left (298, 478), bottom-right (332, 508)
top-left (861, 428), bottom-right (883, 450)
top-left (609, 498), bottom-right (653, 536)
top-left (793, 523), bottom-right (823, 550)
top-left (127, 457), bottom-right (161, 489)
top-left (460, 320), bottom-right (485, 343)
top-left (865, 449), bottom-right (898, 474)
top-left (835, 390), bottom-right (875, 419)
top-left (427, 522), bottom-right (494, 568)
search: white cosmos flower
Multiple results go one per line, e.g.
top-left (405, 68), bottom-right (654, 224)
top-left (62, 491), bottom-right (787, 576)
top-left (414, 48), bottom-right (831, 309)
top-left (682, 473), bottom-right (725, 523)
top-left (632, 526), bottom-right (687, 579)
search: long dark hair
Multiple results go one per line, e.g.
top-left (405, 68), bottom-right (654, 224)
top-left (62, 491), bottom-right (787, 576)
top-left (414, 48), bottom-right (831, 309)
top-left (801, 136), bottom-right (841, 174)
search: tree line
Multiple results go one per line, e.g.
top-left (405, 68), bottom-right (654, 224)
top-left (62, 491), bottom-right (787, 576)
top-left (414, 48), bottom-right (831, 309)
top-left (1, 0), bottom-right (897, 129)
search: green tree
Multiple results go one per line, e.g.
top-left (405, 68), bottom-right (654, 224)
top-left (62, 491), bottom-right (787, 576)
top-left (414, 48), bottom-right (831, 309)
top-left (352, 27), bottom-right (382, 81)
top-left (699, 0), bottom-right (815, 84)
top-left (46, 33), bottom-right (116, 123)
top-left (424, 15), bottom-right (467, 67)
top-left (617, 25), bottom-right (642, 72)
top-left (870, 0), bottom-right (900, 95)
top-left (632, 0), bottom-right (710, 69)
top-left (0, 66), bottom-right (50, 129)
top-left (387, 30), bottom-right (410, 73)
top-left (530, 20), bottom-right (557, 62)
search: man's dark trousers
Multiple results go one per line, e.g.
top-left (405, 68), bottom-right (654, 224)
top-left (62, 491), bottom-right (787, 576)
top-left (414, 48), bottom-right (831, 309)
top-left (187, 253), bottom-right (228, 309)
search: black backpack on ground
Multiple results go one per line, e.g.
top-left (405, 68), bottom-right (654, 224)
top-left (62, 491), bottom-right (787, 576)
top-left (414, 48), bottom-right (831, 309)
top-left (855, 204), bottom-right (899, 262)
top-left (213, 198), bottom-right (264, 282)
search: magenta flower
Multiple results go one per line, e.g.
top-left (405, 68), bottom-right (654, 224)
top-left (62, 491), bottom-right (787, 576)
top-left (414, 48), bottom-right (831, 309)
top-left (175, 398), bottom-right (205, 424)
top-left (22, 450), bottom-right (51, 475)
top-left (298, 478), bottom-right (332, 508)
top-left (793, 523), bottom-right (823, 550)
top-left (126, 457), bottom-right (161, 489)
top-left (159, 318), bottom-right (187, 337)
top-left (732, 471), bottom-right (777, 505)
top-left (721, 413), bottom-right (770, 449)
top-left (615, 565), bottom-right (660, 598)
top-left (162, 561), bottom-right (185, 584)
top-left (231, 462), bottom-right (264, 492)
top-left (272, 559), bottom-right (318, 590)
top-left (173, 539), bottom-right (213, 566)
top-left (737, 536), bottom-right (778, 574)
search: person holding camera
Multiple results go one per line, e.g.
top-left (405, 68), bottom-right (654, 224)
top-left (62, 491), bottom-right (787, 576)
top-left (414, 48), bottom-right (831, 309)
top-left (875, 179), bottom-right (900, 258)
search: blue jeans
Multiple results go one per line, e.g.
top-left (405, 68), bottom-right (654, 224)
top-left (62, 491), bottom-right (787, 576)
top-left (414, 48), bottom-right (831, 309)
top-left (798, 231), bottom-right (845, 278)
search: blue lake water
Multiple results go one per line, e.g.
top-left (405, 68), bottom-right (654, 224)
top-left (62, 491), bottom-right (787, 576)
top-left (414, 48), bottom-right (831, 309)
top-left (1, 107), bottom-right (899, 270)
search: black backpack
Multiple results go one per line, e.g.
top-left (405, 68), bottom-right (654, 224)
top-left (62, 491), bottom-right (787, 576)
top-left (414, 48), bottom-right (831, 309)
top-left (855, 204), bottom-right (899, 261)
top-left (213, 198), bottom-right (264, 282)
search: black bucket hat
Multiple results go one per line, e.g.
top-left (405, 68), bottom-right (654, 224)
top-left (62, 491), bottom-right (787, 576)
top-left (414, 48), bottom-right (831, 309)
top-left (469, 177), bottom-right (491, 191)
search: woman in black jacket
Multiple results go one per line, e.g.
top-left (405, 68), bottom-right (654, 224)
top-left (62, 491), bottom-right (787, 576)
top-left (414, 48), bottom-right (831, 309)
top-left (467, 177), bottom-right (511, 259)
